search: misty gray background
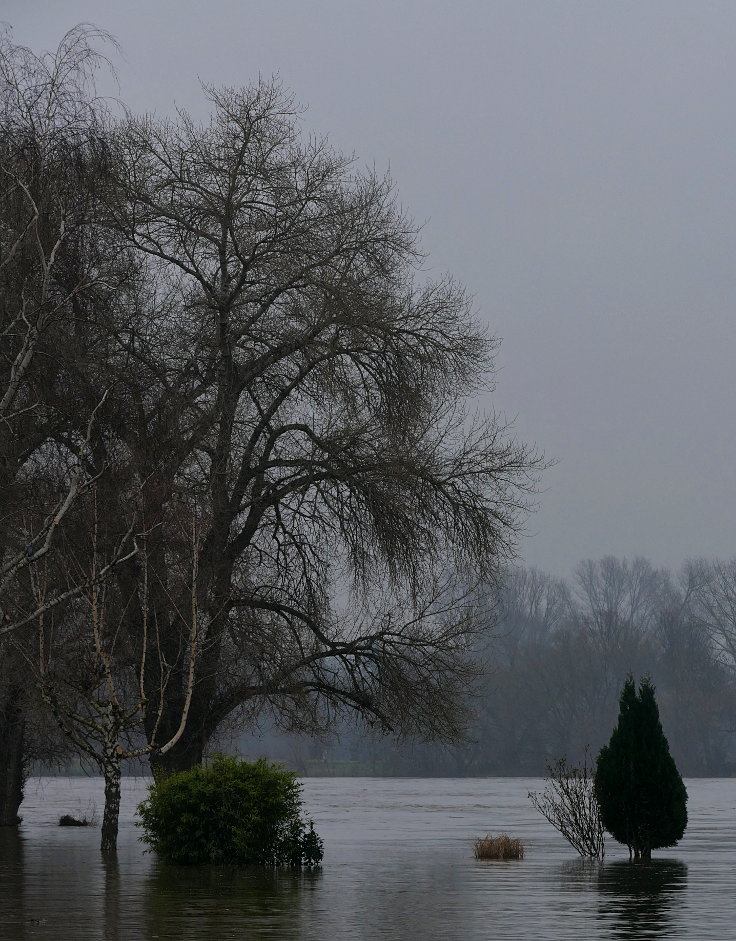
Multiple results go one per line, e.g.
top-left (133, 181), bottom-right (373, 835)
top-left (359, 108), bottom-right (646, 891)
top-left (5, 0), bottom-right (735, 578)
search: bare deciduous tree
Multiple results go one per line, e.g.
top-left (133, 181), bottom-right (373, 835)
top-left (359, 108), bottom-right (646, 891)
top-left (0, 25), bottom-right (139, 826)
top-left (0, 25), bottom-right (124, 616)
top-left (31, 492), bottom-right (201, 852)
top-left (686, 558), bottom-right (736, 671)
top-left (2, 29), bottom-right (543, 810)
top-left (98, 78), bottom-right (543, 773)
top-left (574, 556), bottom-right (666, 653)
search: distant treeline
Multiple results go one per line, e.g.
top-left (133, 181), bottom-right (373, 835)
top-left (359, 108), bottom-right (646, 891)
top-left (239, 557), bottom-right (736, 777)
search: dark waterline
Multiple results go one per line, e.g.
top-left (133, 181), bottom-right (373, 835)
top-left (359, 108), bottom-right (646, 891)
top-left (0, 777), bottom-right (734, 939)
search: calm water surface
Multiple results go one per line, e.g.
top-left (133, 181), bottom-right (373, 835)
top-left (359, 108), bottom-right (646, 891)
top-left (0, 776), bottom-right (734, 939)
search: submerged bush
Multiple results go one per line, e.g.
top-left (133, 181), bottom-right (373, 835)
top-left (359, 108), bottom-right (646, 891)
top-left (137, 755), bottom-right (323, 866)
top-left (59, 801), bottom-right (98, 827)
top-left (528, 750), bottom-right (605, 859)
top-left (474, 833), bottom-right (524, 860)
top-left (59, 814), bottom-right (92, 827)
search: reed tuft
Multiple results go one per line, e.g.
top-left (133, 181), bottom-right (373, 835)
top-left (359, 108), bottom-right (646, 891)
top-left (474, 833), bottom-right (524, 860)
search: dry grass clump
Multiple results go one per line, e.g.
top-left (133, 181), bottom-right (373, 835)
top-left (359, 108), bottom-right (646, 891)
top-left (474, 833), bottom-right (524, 860)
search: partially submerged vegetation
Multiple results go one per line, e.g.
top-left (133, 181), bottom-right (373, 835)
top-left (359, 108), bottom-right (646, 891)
top-left (596, 676), bottom-right (687, 861)
top-left (137, 756), bottom-right (323, 867)
top-left (529, 679), bottom-right (687, 862)
top-left (58, 814), bottom-right (92, 827)
top-left (474, 833), bottom-right (524, 860)
top-left (57, 799), bottom-right (98, 827)
top-left (529, 751), bottom-right (605, 859)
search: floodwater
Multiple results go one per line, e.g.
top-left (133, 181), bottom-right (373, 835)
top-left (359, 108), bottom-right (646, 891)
top-left (0, 776), bottom-right (734, 939)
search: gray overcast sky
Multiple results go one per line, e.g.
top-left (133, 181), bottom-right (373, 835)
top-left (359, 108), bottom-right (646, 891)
top-left (5, 1), bottom-right (735, 577)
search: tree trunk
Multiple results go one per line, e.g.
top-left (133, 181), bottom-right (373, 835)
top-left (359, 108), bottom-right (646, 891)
top-left (145, 662), bottom-right (214, 780)
top-left (151, 728), bottom-right (207, 780)
top-left (0, 686), bottom-right (26, 826)
top-left (101, 753), bottom-right (121, 854)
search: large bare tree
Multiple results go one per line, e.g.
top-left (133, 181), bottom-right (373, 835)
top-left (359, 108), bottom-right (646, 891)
top-left (2, 29), bottom-right (542, 811)
top-left (97, 79), bottom-right (542, 774)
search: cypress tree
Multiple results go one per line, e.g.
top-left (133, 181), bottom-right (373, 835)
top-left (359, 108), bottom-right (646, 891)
top-left (595, 675), bottom-right (687, 860)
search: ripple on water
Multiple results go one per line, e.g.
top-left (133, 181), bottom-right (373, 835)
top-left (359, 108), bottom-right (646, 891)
top-left (0, 777), bottom-right (734, 939)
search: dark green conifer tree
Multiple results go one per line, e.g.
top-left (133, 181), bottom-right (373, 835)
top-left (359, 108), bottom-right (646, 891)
top-left (595, 675), bottom-right (687, 860)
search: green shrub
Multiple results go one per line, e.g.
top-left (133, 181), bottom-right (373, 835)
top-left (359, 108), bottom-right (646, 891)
top-left (137, 755), bottom-right (324, 867)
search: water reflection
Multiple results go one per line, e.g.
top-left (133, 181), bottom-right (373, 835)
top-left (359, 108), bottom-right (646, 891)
top-left (103, 853), bottom-right (121, 941)
top-left (557, 856), bottom-right (605, 891)
top-left (144, 860), bottom-right (322, 940)
top-left (597, 860), bottom-right (688, 938)
top-left (0, 829), bottom-right (26, 938)
top-left (3, 778), bottom-right (734, 939)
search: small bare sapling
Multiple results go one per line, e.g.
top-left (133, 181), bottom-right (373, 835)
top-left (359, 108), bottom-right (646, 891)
top-left (528, 750), bottom-right (605, 859)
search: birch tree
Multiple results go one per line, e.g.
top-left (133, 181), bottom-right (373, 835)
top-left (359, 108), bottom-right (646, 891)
top-left (32, 491), bottom-right (201, 852)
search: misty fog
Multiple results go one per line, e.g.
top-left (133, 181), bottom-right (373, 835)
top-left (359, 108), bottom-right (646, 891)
top-left (6, 0), bottom-right (736, 576)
